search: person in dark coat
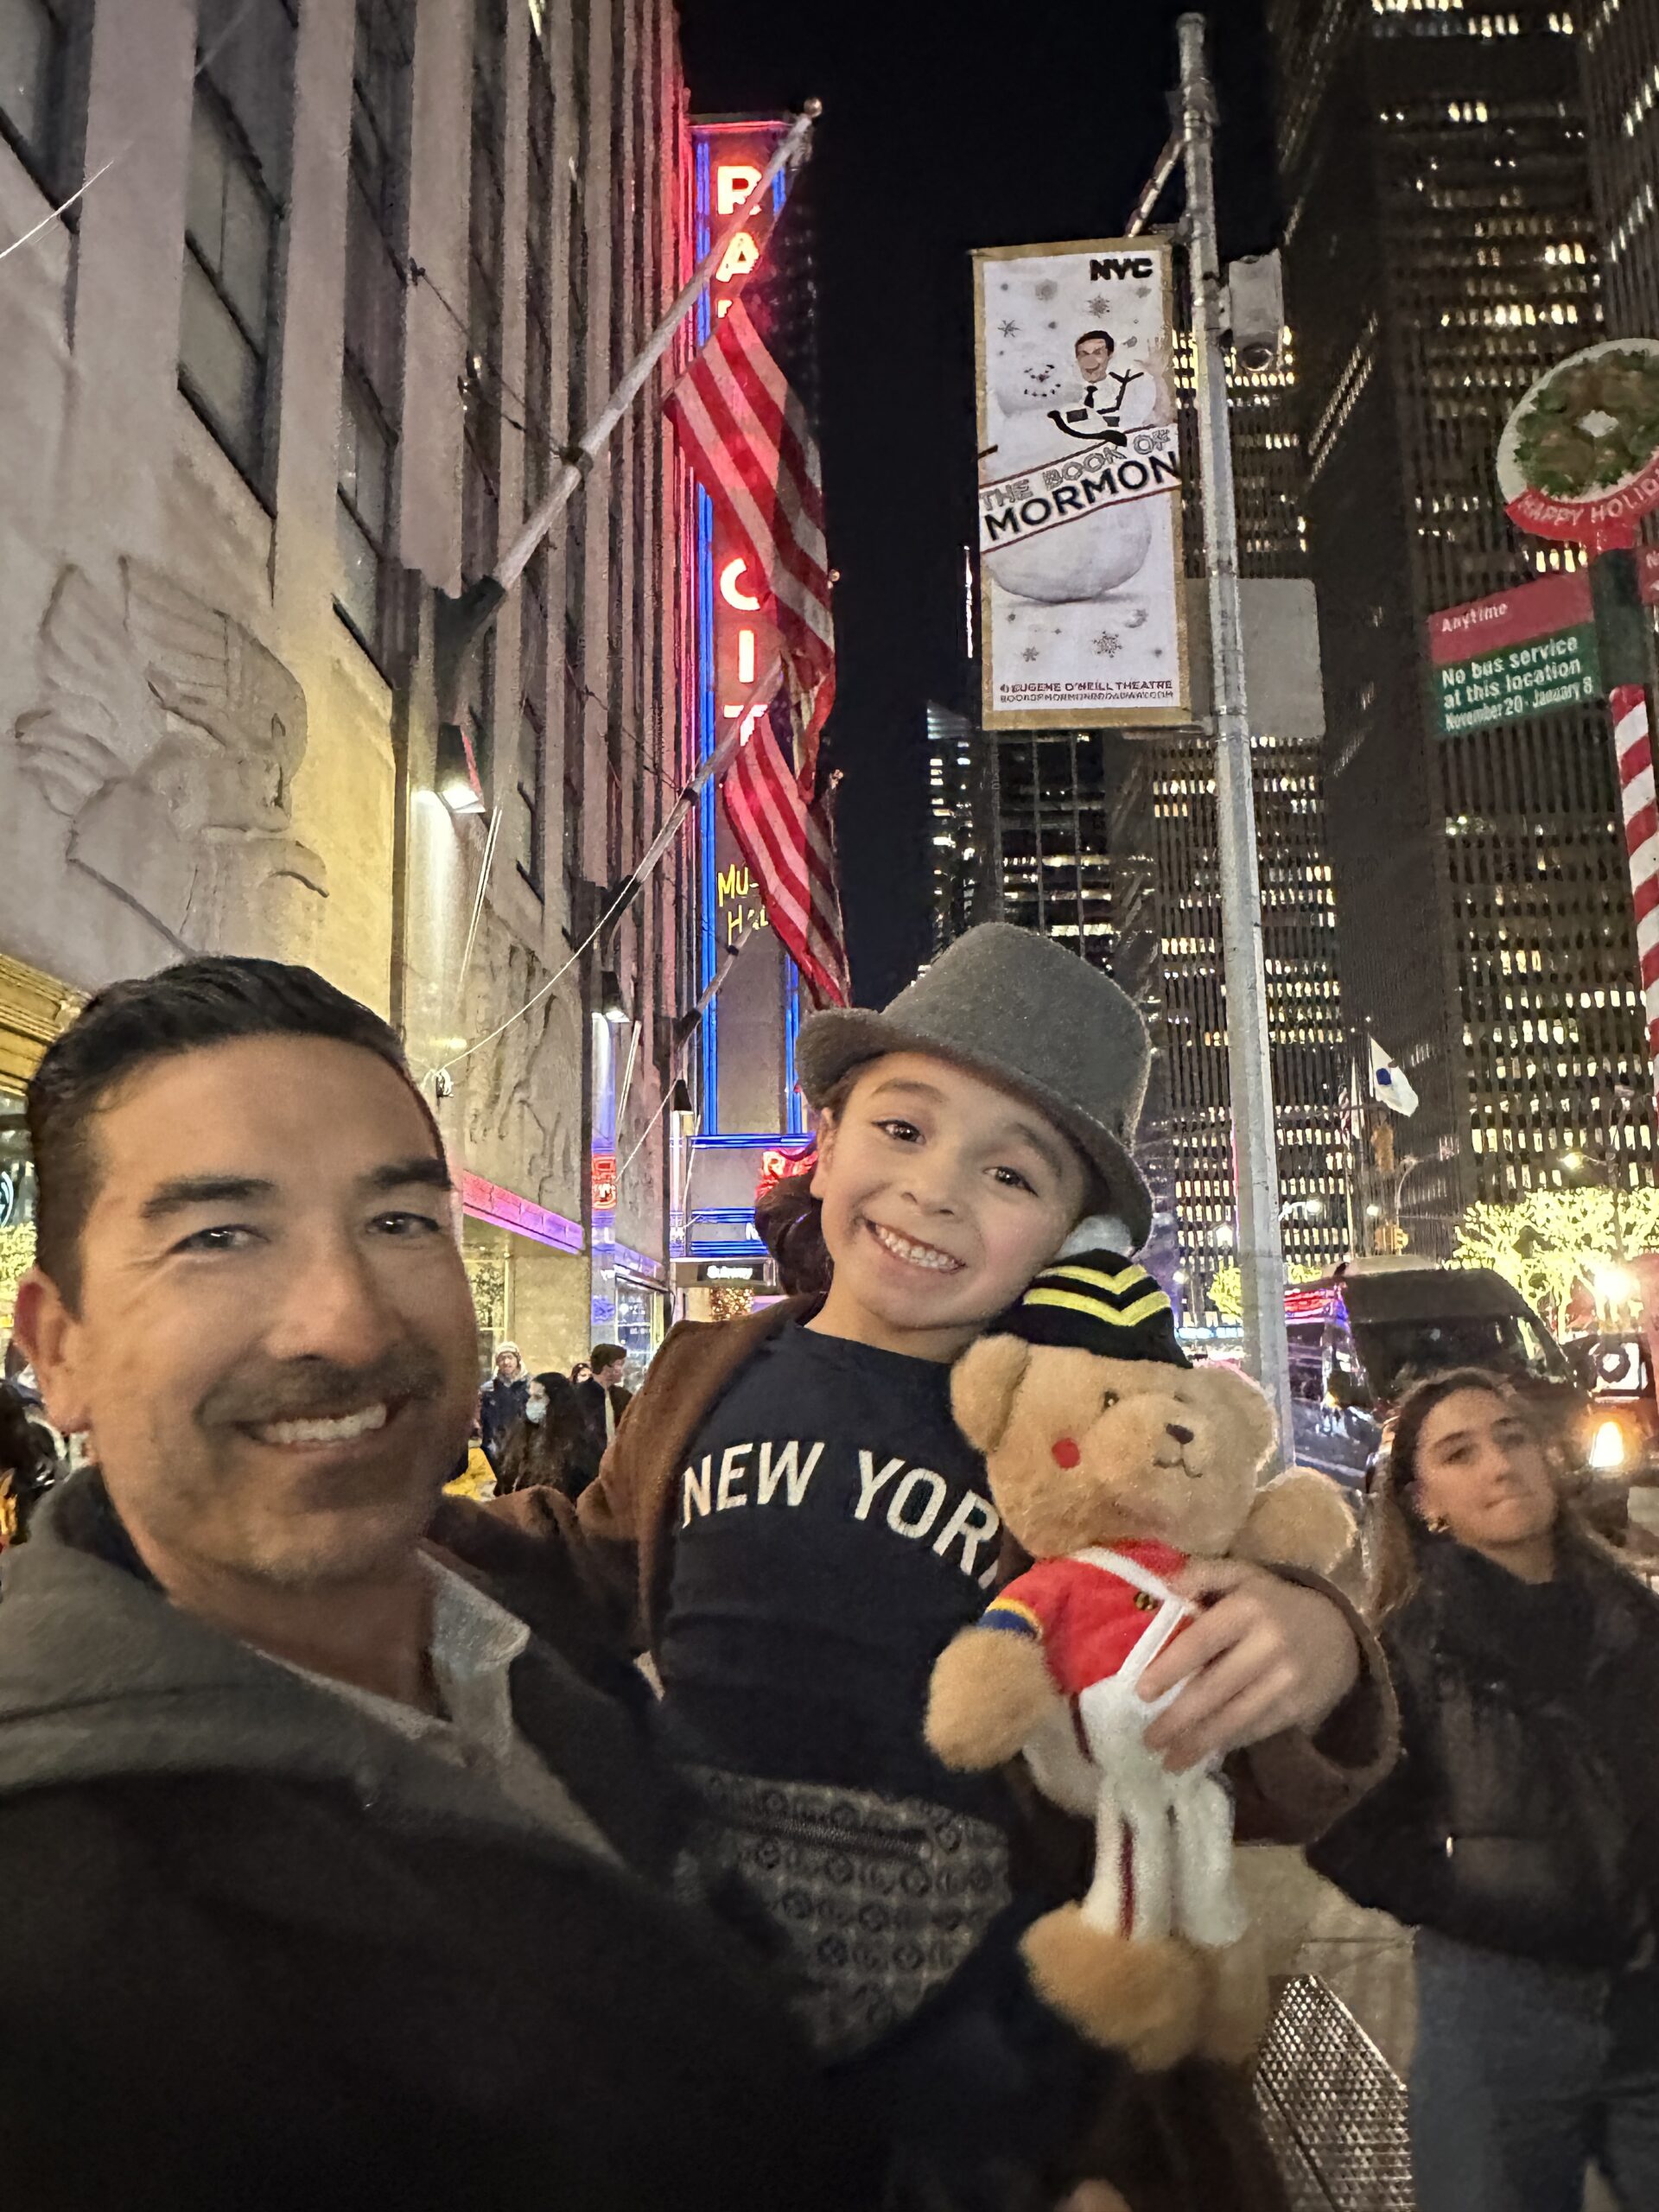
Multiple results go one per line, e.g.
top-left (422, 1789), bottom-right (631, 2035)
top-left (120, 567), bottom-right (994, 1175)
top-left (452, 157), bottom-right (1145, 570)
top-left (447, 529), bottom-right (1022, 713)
top-left (0, 956), bottom-right (867, 2212)
top-left (1311, 1366), bottom-right (1659, 2212)
top-left (499, 1370), bottom-right (601, 1498)
top-left (576, 1343), bottom-right (633, 1454)
top-left (479, 1341), bottom-right (531, 1466)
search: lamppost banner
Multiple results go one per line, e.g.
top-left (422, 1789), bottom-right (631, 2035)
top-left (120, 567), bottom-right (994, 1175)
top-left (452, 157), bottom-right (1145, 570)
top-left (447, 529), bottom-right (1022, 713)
top-left (972, 238), bottom-right (1192, 728)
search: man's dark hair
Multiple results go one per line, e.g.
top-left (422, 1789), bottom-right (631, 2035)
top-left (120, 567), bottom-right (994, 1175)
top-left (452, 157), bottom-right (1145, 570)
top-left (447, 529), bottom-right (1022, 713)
top-left (26, 957), bottom-right (442, 1310)
top-left (1076, 329), bottom-right (1115, 351)
top-left (589, 1343), bottom-right (626, 1372)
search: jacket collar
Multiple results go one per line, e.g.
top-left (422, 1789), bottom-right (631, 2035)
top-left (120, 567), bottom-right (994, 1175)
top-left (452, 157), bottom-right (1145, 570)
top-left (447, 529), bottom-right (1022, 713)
top-left (0, 1470), bottom-right (664, 1873)
top-left (1414, 1528), bottom-right (1643, 1675)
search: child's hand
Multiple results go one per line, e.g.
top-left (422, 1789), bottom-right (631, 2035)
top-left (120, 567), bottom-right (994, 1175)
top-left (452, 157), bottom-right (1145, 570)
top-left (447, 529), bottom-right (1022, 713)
top-left (1135, 1559), bottom-right (1360, 1772)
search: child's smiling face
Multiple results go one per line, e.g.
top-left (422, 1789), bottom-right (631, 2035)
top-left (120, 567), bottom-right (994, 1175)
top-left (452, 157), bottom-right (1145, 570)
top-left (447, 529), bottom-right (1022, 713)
top-left (809, 1052), bottom-right (1089, 1363)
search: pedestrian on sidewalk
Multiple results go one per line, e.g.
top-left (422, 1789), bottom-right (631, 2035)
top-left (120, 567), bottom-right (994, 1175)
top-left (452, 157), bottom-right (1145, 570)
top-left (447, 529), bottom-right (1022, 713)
top-left (480, 1341), bottom-right (530, 1467)
top-left (576, 1344), bottom-right (632, 1453)
top-left (1310, 1366), bottom-right (1659, 2212)
top-left (0, 957), bottom-right (865, 2212)
top-left (499, 1370), bottom-right (600, 1498)
top-left (437, 922), bottom-right (1396, 2211)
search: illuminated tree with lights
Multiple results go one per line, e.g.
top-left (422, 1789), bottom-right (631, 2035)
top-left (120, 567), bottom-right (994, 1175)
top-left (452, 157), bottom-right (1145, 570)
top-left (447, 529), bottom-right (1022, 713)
top-left (1453, 1188), bottom-right (1659, 1332)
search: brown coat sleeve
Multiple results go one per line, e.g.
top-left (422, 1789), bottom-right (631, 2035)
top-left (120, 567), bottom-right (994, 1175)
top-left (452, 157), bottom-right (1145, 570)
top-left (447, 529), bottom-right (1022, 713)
top-left (430, 1303), bottom-right (813, 1656)
top-left (1227, 1565), bottom-right (1399, 1845)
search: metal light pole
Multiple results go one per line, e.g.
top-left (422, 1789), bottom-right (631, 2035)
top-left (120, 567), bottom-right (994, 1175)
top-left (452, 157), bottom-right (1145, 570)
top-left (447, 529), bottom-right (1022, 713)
top-left (1177, 13), bottom-right (1293, 1446)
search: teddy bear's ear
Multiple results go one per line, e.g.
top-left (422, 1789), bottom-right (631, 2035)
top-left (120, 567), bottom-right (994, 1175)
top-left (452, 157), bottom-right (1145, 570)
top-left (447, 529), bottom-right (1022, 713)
top-left (950, 1333), bottom-right (1033, 1454)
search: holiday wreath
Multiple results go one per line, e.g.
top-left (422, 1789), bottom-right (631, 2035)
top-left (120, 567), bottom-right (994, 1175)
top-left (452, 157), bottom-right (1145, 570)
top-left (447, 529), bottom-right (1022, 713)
top-left (1510, 346), bottom-right (1659, 499)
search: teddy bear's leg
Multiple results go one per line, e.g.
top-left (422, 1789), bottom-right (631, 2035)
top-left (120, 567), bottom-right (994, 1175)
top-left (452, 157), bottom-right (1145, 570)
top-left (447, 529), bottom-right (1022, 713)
top-left (1078, 1779), bottom-right (1131, 1934)
top-left (1167, 1766), bottom-right (1248, 1948)
top-left (1076, 1682), bottom-right (1178, 1942)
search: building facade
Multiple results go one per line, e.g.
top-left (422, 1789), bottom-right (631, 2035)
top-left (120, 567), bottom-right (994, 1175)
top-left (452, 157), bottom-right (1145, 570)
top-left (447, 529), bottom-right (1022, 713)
top-left (0, 0), bottom-right (690, 1376)
top-left (1268, 0), bottom-right (1650, 1254)
top-left (1581, 0), bottom-right (1659, 335)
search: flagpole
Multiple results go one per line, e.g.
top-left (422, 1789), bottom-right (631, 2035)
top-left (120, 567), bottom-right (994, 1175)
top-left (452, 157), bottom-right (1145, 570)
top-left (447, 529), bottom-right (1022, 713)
top-left (498, 105), bottom-right (818, 595)
top-left (592, 663), bottom-right (783, 945)
top-left (434, 103), bottom-right (820, 747)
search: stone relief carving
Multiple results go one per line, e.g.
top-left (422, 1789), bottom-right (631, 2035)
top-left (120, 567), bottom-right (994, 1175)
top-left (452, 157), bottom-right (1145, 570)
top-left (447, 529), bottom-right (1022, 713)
top-left (13, 559), bottom-right (327, 957)
top-left (462, 928), bottom-right (582, 1214)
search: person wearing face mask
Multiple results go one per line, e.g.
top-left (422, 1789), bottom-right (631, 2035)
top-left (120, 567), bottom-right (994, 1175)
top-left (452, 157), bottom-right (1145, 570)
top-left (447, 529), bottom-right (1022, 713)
top-left (1311, 1367), bottom-right (1659, 2212)
top-left (499, 1372), bottom-right (601, 1499)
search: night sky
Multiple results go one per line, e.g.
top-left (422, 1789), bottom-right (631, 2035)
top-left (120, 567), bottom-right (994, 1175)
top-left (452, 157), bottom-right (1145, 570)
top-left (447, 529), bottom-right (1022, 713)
top-left (677, 0), bottom-right (1277, 1003)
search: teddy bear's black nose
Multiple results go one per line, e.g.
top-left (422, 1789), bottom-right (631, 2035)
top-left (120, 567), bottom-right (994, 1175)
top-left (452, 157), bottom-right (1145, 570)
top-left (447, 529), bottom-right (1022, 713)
top-left (1166, 1423), bottom-right (1194, 1446)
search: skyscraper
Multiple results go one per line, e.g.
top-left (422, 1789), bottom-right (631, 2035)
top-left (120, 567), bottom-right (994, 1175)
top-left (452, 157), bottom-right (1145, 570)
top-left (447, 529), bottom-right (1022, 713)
top-left (1581, 0), bottom-right (1659, 335)
top-left (1268, 0), bottom-right (1650, 1248)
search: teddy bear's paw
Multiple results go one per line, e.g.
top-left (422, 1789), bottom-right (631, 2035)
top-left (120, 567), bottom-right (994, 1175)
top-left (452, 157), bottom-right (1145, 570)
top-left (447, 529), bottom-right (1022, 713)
top-left (1020, 1906), bottom-right (1205, 2071)
top-left (1193, 1934), bottom-right (1272, 2066)
top-left (925, 1626), bottom-right (1058, 1770)
top-left (1236, 1466), bottom-right (1355, 1578)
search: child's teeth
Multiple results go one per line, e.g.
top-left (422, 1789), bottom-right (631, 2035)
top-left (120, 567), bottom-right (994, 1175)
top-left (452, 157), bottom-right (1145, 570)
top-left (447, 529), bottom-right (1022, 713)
top-left (874, 1225), bottom-right (958, 1272)
top-left (256, 1404), bottom-right (391, 1446)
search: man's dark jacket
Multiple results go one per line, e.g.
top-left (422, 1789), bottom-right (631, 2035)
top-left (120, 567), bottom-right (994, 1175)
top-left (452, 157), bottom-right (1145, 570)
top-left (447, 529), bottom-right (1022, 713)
top-left (576, 1376), bottom-right (633, 1454)
top-left (479, 1370), bottom-right (530, 1463)
top-left (0, 1473), bottom-right (865, 2212)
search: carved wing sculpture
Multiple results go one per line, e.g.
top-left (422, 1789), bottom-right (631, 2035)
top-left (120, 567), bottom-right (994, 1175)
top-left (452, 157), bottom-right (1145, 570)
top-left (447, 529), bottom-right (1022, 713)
top-left (12, 558), bottom-right (327, 956)
top-left (14, 568), bottom-right (163, 817)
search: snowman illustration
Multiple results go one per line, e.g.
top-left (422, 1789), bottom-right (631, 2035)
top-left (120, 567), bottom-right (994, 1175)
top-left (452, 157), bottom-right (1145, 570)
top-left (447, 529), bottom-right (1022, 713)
top-left (982, 341), bottom-right (1154, 607)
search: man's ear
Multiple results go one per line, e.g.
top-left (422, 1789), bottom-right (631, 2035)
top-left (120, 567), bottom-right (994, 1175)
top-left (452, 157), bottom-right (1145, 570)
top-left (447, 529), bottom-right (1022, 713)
top-left (809, 1109), bottom-right (838, 1198)
top-left (950, 1334), bottom-right (1032, 1454)
top-left (13, 1268), bottom-right (92, 1437)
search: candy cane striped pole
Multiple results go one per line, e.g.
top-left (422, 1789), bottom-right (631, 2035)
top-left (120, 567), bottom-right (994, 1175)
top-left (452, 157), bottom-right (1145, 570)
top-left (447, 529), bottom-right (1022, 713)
top-left (1612, 681), bottom-right (1659, 1102)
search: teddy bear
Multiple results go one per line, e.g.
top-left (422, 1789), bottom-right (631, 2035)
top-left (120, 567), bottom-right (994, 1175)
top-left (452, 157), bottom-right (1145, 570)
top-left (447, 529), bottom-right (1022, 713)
top-left (925, 1226), bottom-right (1353, 2074)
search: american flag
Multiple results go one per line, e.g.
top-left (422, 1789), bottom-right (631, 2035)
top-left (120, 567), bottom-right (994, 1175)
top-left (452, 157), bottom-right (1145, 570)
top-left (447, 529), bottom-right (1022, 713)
top-left (665, 271), bottom-right (849, 1007)
top-left (723, 693), bottom-right (850, 1009)
top-left (664, 296), bottom-right (836, 789)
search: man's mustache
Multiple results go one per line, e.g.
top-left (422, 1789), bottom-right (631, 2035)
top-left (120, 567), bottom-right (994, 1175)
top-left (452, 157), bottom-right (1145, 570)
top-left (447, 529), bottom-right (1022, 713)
top-left (198, 1345), bottom-right (447, 1428)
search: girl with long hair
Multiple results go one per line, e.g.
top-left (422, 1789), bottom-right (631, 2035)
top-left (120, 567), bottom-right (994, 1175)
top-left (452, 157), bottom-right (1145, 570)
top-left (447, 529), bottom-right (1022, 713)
top-left (498, 1371), bottom-right (600, 1500)
top-left (1311, 1366), bottom-right (1659, 2212)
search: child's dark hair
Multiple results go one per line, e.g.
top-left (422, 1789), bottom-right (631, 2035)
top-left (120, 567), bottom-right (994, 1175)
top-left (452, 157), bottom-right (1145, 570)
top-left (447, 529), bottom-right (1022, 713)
top-left (753, 1073), bottom-right (855, 1296)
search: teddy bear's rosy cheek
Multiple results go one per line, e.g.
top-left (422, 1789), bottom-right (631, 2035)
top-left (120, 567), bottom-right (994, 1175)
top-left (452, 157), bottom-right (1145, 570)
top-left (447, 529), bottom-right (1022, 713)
top-left (1051, 1438), bottom-right (1081, 1470)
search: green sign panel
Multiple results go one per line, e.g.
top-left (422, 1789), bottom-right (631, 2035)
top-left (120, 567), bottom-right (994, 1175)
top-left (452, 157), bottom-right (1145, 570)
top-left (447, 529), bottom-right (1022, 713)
top-left (1431, 622), bottom-right (1601, 737)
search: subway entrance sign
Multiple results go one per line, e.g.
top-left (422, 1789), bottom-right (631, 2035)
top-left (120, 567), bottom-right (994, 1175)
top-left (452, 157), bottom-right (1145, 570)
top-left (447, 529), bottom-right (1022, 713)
top-left (1427, 570), bottom-right (1601, 736)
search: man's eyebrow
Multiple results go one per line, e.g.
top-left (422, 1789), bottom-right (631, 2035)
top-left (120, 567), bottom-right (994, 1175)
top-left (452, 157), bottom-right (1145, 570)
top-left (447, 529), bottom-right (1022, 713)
top-left (361, 1157), bottom-right (454, 1197)
top-left (139, 1175), bottom-right (277, 1222)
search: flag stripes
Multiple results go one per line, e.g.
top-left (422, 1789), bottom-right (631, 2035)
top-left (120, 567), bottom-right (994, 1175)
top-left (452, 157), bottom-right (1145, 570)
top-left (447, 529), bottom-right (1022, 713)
top-left (722, 702), bottom-right (850, 1008)
top-left (665, 298), bottom-right (836, 787)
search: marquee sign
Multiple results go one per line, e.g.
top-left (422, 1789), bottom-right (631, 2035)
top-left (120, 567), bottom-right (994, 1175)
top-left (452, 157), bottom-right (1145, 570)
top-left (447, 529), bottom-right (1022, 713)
top-left (690, 116), bottom-right (804, 1140)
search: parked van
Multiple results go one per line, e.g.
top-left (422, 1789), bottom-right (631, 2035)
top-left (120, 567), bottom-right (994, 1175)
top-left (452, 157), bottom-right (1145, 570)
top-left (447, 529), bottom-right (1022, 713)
top-left (1286, 1260), bottom-right (1594, 1494)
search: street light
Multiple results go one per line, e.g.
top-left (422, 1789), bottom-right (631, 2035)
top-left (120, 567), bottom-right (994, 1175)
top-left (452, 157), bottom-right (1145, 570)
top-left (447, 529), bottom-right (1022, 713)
top-left (435, 722), bottom-right (485, 816)
top-left (598, 967), bottom-right (628, 1025)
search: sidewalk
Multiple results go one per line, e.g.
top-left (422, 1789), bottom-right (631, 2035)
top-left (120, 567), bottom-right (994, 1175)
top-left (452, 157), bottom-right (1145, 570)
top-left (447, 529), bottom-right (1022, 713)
top-left (1242, 1847), bottom-right (1618, 2211)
